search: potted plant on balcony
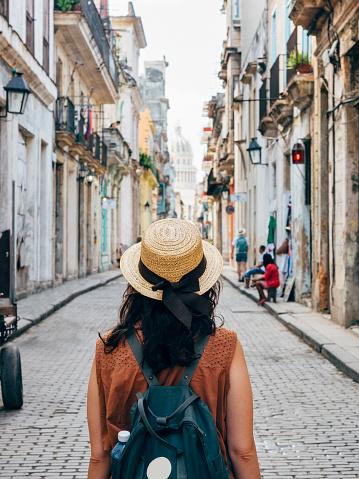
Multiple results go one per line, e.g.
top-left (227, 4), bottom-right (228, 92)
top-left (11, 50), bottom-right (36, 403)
top-left (55, 0), bottom-right (74, 11)
top-left (287, 49), bottom-right (312, 74)
top-left (73, 0), bottom-right (82, 11)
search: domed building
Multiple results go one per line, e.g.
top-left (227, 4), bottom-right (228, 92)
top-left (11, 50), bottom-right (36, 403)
top-left (169, 127), bottom-right (197, 221)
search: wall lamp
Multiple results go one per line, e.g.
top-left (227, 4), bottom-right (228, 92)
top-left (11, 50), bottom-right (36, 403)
top-left (87, 170), bottom-right (95, 185)
top-left (78, 164), bottom-right (88, 182)
top-left (0, 70), bottom-right (31, 118)
top-left (144, 201), bottom-right (150, 212)
top-left (220, 185), bottom-right (230, 201)
top-left (247, 137), bottom-right (266, 165)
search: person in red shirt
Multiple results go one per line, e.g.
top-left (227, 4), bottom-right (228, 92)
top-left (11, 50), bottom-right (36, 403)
top-left (252, 253), bottom-right (280, 305)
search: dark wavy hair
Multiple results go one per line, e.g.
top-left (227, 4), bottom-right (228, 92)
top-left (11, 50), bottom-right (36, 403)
top-left (100, 281), bottom-right (223, 374)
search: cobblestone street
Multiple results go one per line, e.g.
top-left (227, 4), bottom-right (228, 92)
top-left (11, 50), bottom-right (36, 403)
top-left (1, 278), bottom-right (359, 479)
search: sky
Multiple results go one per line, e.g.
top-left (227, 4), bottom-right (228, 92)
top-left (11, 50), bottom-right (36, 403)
top-left (109, 0), bottom-right (225, 174)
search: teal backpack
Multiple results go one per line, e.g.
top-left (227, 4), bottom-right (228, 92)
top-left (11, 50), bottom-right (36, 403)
top-left (236, 236), bottom-right (247, 253)
top-left (111, 333), bottom-right (230, 479)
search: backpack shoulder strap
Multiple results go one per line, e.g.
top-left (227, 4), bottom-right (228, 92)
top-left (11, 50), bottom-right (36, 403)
top-left (127, 333), bottom-right (161, 387)
top-left (177, 335), bottom-right (211, 386)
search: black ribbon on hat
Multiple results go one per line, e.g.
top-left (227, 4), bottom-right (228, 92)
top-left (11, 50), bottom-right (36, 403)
top-left (138, 255), bottom-right (213, 329)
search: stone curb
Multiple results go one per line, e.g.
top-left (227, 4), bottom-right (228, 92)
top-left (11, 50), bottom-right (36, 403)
top-left (6, 271), bottom-right (123, 342)
top-left (221, 273), bottom-right (359, 384)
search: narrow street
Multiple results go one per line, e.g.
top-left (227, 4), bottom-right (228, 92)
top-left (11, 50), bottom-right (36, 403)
top-left (1, 278), bottom-right (359, 479)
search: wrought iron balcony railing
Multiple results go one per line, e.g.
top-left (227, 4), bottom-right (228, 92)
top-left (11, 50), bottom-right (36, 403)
top-left (80, 0), bottom-right (119, 89)
top-left (89, 132), bottom-right (101, 161)
top-left (55, 97), bottom-right (75, 135)
top-left (101, 141), bottom-right (107, 168)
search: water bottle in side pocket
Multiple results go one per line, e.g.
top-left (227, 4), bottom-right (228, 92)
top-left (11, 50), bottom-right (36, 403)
top-left (111, 430), bottom-right (130, 478)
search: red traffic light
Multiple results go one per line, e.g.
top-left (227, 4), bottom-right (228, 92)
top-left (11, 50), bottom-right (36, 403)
top-left (292, 143), bottom-right (305, 164)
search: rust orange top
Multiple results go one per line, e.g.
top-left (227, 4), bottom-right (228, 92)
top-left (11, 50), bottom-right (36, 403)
top-left (95, 326), bottom-right (237, 476)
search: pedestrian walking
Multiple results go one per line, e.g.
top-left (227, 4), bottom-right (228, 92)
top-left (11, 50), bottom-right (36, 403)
top-left (244, 245), bottom-right (266, 288)
top-left (252, 253), bottom-right (280, 305)
top-left (87, 219), bottom-right (261, 479)
top-left (231, 227), bottom-right (249, 282)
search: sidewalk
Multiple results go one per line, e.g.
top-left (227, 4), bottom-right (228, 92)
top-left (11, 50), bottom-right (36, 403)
top-left (221, 264), bottom-right (359, 384)
top-left (5, 269), bottom-right (122, 341)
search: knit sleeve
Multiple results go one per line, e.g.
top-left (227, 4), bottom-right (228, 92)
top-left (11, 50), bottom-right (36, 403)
top-left (224, 329), bottom-right (237, 382)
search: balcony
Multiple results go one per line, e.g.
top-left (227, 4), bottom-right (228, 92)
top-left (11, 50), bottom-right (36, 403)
top-left (55, 97), bottom-right (76, 148)
top-left (286, 72), bottom-right (314, 111)
top-left (101, 142), bottom-right (107, 168)
top-left (89, 132), bottom-right (101, 161)
top-left (54, 0), bottom-right (118, 104)
top-left (258, 115), bottom-right (278, 138)
top-left (289, 0), bottom-right (329, 32)
top-left (102, 127), bottom-right (131, 173)
top-left (270, 98), bottom-right (293, 130)
top-left (69, 113), bottom-right (88, 158)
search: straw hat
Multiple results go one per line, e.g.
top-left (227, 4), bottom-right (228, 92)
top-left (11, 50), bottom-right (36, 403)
top-left (238, 227), bottom-right (246, 236)
top-left (120, 219), bottom-right (223, 300)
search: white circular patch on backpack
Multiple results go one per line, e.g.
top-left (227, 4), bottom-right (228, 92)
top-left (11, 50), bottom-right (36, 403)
top-left (147, 457), bottom-right (172, 479)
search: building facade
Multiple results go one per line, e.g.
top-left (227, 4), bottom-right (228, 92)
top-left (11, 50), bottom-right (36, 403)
top-left (289, 0), bottom-right (359, 326)
top-left (0, 0), bottom-right (57, 298)
top-left (205, 0), bottom-right (359, 328)
top-left (53, 0), bottom-right (118, 279)
top-left (140, 59), bottom-right (175, 219)
top-left (139, 107), bottom-right (159, 233)
top-left (169, 127), bottom-right (197, 222)
top-left (109, 2), bottom-right (146, 249)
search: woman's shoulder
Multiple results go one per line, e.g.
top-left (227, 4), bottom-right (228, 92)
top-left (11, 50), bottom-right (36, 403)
top-left (95, 331), bottom-right (137, 371)
top-left (202, 327), bottom-right (238, 371)
top-left (213, 326), bottom-right (237, 342)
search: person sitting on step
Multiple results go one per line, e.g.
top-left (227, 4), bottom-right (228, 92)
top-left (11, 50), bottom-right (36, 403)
top-left (244, 245), bottom-right (266, 288)
top-left (252, 254), bottom-right (280, 306)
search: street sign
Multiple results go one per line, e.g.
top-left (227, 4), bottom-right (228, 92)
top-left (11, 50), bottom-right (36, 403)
top-left (225, 205), bottom-right (234, 214)
top-left (102, 199), bottom-right (117, 210)
top-left (230, 192), bottom-right (247, 202)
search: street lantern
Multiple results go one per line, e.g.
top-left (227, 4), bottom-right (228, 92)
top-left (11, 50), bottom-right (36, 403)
top-left (3, 71), bottom-right (31, 116)
top-left (144, 201), bottom-right (150, 212)
top-left (87, 170), bottom-right (95, 185)
top-left (247, 137), bottom-right (263, 165)
top-left (78, 164), bottom-right (88, 181)
top-left (220, 185), bottom-right (230, 201)
top-left (292, 142), bottom-right (305, 164)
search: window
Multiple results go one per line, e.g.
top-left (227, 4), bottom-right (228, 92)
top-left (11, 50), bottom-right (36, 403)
top-left (302, 29), bottom-right (311, 57)
top-left (271, 9), bottom-right (277, 66)
top-left (233, 0), bottom-right (240, 20)
top-left (0, 0), bottom-right (9, 20)
top-left (26, 0), bottom-right (34, 55)
top-left (43, 0), bottom-right (50, 73)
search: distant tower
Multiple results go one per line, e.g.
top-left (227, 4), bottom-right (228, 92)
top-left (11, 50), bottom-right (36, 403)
top-left (169, 127), bottom-right (197, 221)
